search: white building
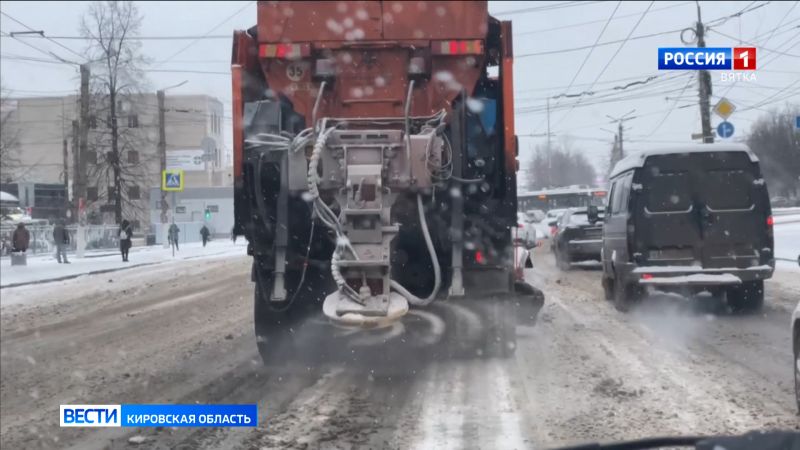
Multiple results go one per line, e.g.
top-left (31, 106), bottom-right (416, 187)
top-left (2, 93), bottom-right (231, 230)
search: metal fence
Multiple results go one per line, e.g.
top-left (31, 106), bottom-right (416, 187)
top-left (0, 224), bottom-right (122, 256)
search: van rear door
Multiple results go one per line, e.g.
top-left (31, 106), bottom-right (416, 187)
top-left (693, 152), bottom-right (770, 269)
top-left (636, 157), bottom-right (701, 266)
top-left (635, 151), bottom-right (770, 269)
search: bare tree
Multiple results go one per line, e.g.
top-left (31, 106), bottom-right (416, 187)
top-left (527, 136), bottom-right (597, 190)
top-left (80, 0), bottom-right (150, 224)
top-left (0, 85), bottom-right (21, 183)
top-left (746, 104), bottom-right (800, 198)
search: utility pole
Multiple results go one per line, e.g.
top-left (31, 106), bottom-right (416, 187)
top-left (696, 1), bottom-right (714, 143)
top-left (546, 98), bottom-right (552, 187)
top-left (77, 64), bottom-right (90, 217)
top-left (62, 135), bottom-right (69, 220)
top-left (157, 81), bottom-right (187, 247)
top-left (606, 110), bottom-right (636, 167)
top-left (72, 120), bottom-right (79, 221)
top-left (158, 89), bottom-right (167, 226)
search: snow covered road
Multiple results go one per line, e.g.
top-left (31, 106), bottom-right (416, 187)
top-left (1, 243), bottom-right (798, 449)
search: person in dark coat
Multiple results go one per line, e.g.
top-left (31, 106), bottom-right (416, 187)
top-left (200, 225), bottom-right (210, 247)
top-left (53, 220), bottom-right (70, 263)
top-left (118, 219), bottom-right (133, 262)
top-left (168, 223), bottom-right (180, 251)
top-left (12, 223), bottom-right (30, 253)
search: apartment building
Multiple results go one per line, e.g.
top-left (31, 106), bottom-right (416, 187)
top-left (1, 93), bottom-right (229, 229)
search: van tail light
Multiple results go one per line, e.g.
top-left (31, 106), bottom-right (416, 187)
top-left (766, 215), bottom-right (774, 227)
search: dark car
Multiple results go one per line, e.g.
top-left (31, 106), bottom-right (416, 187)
top-left (600, 144), bottom-right (774, 312)
top-left (553, 206), bottom-right (604, 270)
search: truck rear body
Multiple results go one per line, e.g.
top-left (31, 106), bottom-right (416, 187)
top-left (232, 1), bottom-right (540, 359)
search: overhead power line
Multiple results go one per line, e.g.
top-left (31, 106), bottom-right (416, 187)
top-left (156, 1), bottom-right (254, 67)
top-left (644, 74), bottom-right (696, 138)
top-left (0, 32), bottom-right (79, 65)
top-left (493, 1), bottom-right (605, 16)
top-left (548, 1), bottom-right (622, 113)
top-left (515, 1), bottom-right (693, 36)
top-left (0, 34), bottom-right (232, 41)
top-left (551, 1), bottom-right (655, 128)
top-left (517, 73), bottom-right (689, 103)
top-left (709, 28), bottom-right (800, 57)
top-left (517, 27), bottom-right (679, 58)
top-left (144, 69), bottom-right (230, 75)
top-left (0, 11), bottom-right (85, 60)
top-left (517, 1), bottom-right (779, 59)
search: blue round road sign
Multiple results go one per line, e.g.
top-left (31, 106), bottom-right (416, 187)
top-left (717, 121), bottom-right (735, 139)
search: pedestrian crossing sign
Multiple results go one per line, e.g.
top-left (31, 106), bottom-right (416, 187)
top-left (162, 170), bottom-right (184, 192)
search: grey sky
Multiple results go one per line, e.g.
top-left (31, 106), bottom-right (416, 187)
top-left (2, 1), bottom-right (798, 182)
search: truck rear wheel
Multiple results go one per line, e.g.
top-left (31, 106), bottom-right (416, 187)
top-left (254, 276), bottom-right (295, 365)
top-left (253, 267), bottom-right (331, 365)
top-left (726, 280), bottom-right (764, 313)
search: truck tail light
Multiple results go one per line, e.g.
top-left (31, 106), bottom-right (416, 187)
top-left (432, 40), bottom-right (483, 55)
top-left (766, 215), bottom-right (774, 227)
top-left (259, 43), bottom-right (311, 59)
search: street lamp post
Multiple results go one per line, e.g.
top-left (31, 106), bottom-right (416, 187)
top-left (158, 81), bottom-right (188, 247)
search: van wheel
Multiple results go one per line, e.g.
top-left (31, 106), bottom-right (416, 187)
top-left (613, 276), bottom-right (641, 312)
top-left (794, 327), bottom-right (800, 413)
top-left (726, 280), bottom-right (764, 313)
top-left (602, 276), bottom-right (614, 301)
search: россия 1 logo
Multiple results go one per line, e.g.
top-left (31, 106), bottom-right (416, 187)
top-left (658, 47), bottom-right (756, 70)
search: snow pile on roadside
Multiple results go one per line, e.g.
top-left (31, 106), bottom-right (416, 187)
top-left (0, 240), bottom-right (247, 288)
top-left (774, 220), bottom-right (799, 272)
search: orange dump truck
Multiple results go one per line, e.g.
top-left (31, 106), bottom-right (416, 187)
top-left (231, 1), bottom-right (542, 363)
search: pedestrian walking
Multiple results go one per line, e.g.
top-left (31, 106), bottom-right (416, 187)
top-left (12, 223), bottom-right (30, 253)
top-left (53, 220), bottom-right (70, 264)
top-left (168, 223), bottom-right (180, 252)
top-left (200, 225), bottom-right (210, 247)
top-left (118, 219), bottom-right (133, 262)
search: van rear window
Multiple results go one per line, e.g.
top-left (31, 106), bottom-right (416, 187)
top-left (644, 171), bottom-right (692, 212)
top-left (704, 169), bottom-right (753, 210)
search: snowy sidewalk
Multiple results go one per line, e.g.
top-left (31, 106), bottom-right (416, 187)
top-left (0, 240), bottom-right (247, 288)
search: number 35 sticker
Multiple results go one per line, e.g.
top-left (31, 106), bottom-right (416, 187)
top-left (286, 62), bottom-right (306, 81)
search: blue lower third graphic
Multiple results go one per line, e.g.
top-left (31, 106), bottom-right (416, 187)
top-left (61, 404), bottom-right (258, 427)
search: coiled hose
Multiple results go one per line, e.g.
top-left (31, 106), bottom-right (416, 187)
top-left (389, 194), bottom-right (441, 306)
top-left (307, 126), bottom-right (442, 307)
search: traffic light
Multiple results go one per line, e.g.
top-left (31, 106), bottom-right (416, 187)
top-left (204, 208), bottom-right (211, 221)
